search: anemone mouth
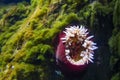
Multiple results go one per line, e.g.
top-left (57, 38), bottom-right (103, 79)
top-left (61, 25), bottom-right (98, 65)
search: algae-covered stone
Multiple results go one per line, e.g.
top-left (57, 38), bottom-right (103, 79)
top-left (0, 0), bottom-right (120, 80)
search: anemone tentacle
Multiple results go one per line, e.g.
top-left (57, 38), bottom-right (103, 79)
top-left (61, 25), bottom-right (98, 65)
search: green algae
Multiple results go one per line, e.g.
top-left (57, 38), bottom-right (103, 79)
top-left (109, 29), bottom-right (120, 80)
top-left (113, 0), bottom-right (120, 27)
top-left (0, 63), bottom-right (41, 80)
top-left (111, 73), bottom-right (120, 80)
top-left (24, 44), bottom-right (53, 63)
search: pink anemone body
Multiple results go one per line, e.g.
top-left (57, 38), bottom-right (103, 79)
top-left (55, 25), bottom-right (98, 76)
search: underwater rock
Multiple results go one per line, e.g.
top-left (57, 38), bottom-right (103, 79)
top-left (0, 0), bottom-right (119, 80)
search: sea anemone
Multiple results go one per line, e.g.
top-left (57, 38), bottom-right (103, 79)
top-left (55, 25), bottom-right (98, 76)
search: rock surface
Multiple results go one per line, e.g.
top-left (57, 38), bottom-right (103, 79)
top-left (0, 0), bottom-right (120, 80)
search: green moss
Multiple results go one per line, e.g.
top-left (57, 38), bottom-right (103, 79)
top-left (24, 44), bottom-right (53, 63)
top-left (111, 73), bottom-right (120, 80)
top-left (109, 31), bottom-right (120, 57)
top-left (109, 26), bottom-right (120, 80)
top-left (0, 63), bottom-right (41, 80)
top-left (1, 4), bottom-right (30, 27)
top-left (25, 41), bottom-right (34, 49)
top-left (31, 0), bottom-right (51, 8)
top-left (78, 1), bottom-right (114, 27)
top-left (0, 9), bottom-right (6, 19)
top-left (113, 0), bottom-right (120, 27)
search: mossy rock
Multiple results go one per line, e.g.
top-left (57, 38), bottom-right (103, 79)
top-left (0, 0), bottom-right (120, 80)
